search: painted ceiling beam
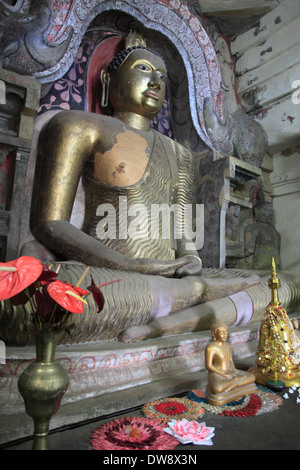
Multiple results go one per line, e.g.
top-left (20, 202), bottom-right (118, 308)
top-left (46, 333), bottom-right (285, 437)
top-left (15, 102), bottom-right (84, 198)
top-left (197, 0), bottom-right (279, 16)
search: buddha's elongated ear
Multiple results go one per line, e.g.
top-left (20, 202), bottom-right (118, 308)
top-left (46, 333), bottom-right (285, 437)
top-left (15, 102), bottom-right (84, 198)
top-left (100, 69), bottom-right (110, 107)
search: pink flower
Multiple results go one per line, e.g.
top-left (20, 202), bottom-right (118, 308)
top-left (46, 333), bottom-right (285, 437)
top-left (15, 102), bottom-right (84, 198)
top-left (91, 417), bottom-right (179, 451)
top-left (163, 419), bottom-right (215, 446)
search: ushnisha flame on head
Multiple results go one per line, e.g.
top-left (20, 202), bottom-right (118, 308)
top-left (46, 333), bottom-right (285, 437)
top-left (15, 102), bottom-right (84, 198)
top-left (107, 30), bottom-right (164, 73)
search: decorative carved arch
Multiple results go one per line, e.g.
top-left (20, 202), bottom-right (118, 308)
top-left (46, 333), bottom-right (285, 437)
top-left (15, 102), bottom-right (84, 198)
top-left (32, 0), bottom-right (224, 151)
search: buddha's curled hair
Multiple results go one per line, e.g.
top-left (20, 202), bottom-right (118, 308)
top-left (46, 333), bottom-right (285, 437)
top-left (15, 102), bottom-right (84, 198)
top-left (107, 46), bottom-right (164, 73)
top-left (210, 319), bottom-right (227, 338)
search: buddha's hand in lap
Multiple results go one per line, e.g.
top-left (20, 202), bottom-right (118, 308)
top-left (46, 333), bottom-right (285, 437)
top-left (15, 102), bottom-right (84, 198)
top-left (175, 255), bottom-right (202, 277)
top-left (131, 255), bottom-right (202, 277)
top-left (223, 372), bottom-right (235, 379)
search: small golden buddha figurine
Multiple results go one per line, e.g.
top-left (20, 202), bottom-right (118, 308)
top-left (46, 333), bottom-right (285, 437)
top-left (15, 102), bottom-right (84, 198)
top-left (205, 319), bottom-right (257, 406)
top-left (250, 258), bottom-right (300, 388)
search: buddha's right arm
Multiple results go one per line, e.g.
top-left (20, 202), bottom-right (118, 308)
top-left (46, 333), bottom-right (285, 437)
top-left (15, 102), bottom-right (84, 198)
top-left (30, 112), bottom-right (137, 271)
top-left (33, 219), bottom-right (135, 269)
top-left (33, 219), bottom-right (190, 276)
top-left (31, 111), bottom-right (190, 275)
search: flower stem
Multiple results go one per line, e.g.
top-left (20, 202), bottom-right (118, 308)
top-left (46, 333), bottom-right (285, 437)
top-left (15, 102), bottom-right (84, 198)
top-left (76, 266), bottom-right (90, 287)
top-left (25, 288), bottom-right (42, 331)
top-left (97, 279), bottom-right (122, 288)
top-left (49, 302), bottom-right (58, 327)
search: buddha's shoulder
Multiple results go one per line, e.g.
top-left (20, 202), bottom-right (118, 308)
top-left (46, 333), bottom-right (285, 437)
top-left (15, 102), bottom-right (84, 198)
top-left (45, 110), bottom-right (122, 132)
top-left (155, 132), bottom-right (191, 156)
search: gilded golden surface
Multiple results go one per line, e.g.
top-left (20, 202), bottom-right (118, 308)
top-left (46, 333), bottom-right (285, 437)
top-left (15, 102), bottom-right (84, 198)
top-left (250, 259), bottom-right (300, 387)
top-left (205, 320), bottom-right (257, 406)
top-left (31, 48), bottom-right (201, 274)
top-left (125, 30), bottom-right (147, 49)
top-left (8, 39), bottom-right (299, 344)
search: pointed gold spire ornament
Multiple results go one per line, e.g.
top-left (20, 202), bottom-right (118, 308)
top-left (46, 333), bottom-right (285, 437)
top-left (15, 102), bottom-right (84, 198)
top-left (268, 257), bottom-right (281, 307)
top-left (249, 258), bottom-right (300, 388)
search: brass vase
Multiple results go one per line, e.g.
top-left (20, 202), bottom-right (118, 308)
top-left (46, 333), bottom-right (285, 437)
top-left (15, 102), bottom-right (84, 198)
top-left (18, 328), bottom-right (69, 450)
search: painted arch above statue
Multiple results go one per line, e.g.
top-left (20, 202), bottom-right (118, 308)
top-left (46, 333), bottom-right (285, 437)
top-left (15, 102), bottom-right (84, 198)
top-left (0, 0), bottom-right (232, 153)
top-left (0, 0), bottom-right (267, 160)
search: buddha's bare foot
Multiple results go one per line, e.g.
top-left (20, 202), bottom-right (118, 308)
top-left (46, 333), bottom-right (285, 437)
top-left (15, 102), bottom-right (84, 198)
top-left (118, 275), bottom-right (260, 342)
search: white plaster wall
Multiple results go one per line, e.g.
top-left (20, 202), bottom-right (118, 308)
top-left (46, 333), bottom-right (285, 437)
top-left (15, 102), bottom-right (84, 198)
top-left (232, 0), bottom-right (300, 277)
top-left (231, 0), bottom-right (300, 154)
top-left (270, 151), bottom-right (300, 276)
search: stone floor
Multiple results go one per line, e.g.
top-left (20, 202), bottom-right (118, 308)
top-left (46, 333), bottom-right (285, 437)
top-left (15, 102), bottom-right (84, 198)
top-left (0, 320), bottom-right (264, 445)
top-left (2, 356), bottom-right (300, 452)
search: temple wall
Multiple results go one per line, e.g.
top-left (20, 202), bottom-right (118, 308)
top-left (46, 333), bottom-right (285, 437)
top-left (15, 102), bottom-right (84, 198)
top-left (232, 0), bottom-right (300, 154)
top-left (0, 1), bottom-right (277, 269)
top-left (1, 1), bottom-right (300, 446)
top-left (231, 0), bottom-right (300, 275)
top-left (271, 149), bottom-right (300, 277)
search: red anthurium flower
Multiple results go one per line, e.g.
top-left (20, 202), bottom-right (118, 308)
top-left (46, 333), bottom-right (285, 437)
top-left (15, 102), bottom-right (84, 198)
top-left (47, 280), bottom-right (88, 314)
top-left (0, 256), bottom-right (43, 301)
top-left (68, 284), bottom-right (89, 297)
top-left (87, 276), bottom-right (105, 313)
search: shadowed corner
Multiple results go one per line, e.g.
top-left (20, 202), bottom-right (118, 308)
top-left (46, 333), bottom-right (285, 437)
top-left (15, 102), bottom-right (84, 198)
top-left (0, 339), bottom-right (9, 378)
top-left (0, 340), bottom-right (5, 364)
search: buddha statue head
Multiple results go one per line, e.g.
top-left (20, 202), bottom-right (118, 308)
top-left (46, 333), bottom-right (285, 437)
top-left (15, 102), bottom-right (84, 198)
top-left (100, 32), bottom-right (167, 125)
top-left (254, 201), bottom-right (274, 225)
top-left (210, 319), bottom-right (228, 343)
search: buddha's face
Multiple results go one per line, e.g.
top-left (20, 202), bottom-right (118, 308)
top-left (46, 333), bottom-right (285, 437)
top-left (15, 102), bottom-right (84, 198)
top-left (255, 203), bottom-right (274, 224)
top-left (109, 49), bottom-right (167, 120)
top-left (213, 327), bottom-right (228, 343)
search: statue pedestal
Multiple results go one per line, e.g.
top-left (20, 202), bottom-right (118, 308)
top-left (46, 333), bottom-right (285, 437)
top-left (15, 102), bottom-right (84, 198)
top-left (249, 365), bottom-right (300, 389)
top-left (0, 320), bottom-right (267, 446)
top-left (205, 382), bottom-right (258, 406)
top-left (1, 309), bottom-right (299, 446)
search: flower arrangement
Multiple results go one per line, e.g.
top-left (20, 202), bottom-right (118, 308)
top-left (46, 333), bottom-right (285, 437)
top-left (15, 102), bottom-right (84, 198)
top-left (91, 417), bottom-right (179, 450)
top-left (163, 419), bottom-right (215, 446)
top-left (0, 255), bottom-right (120, 335)
top-left (142, 397), bottom-right (204, 423)
top-left (188, 387), bottom-right (283, 417)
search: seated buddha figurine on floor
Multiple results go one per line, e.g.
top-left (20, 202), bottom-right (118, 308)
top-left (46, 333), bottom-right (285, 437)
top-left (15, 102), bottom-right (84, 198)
top-left (12, 32), bottom-right (298, 345)
top-left (205, 319), bottom-right (257, 406)
top-left (249, 259), bottom-right (300, 388)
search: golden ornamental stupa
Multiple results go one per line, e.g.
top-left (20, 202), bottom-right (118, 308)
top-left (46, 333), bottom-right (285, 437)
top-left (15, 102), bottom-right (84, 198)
top-left (250, 258), bottom-right (300, 388)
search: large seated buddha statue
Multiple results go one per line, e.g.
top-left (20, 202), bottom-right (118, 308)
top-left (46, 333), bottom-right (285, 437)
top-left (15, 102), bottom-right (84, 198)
top-left (5, 33), bottom-right (299, 346)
